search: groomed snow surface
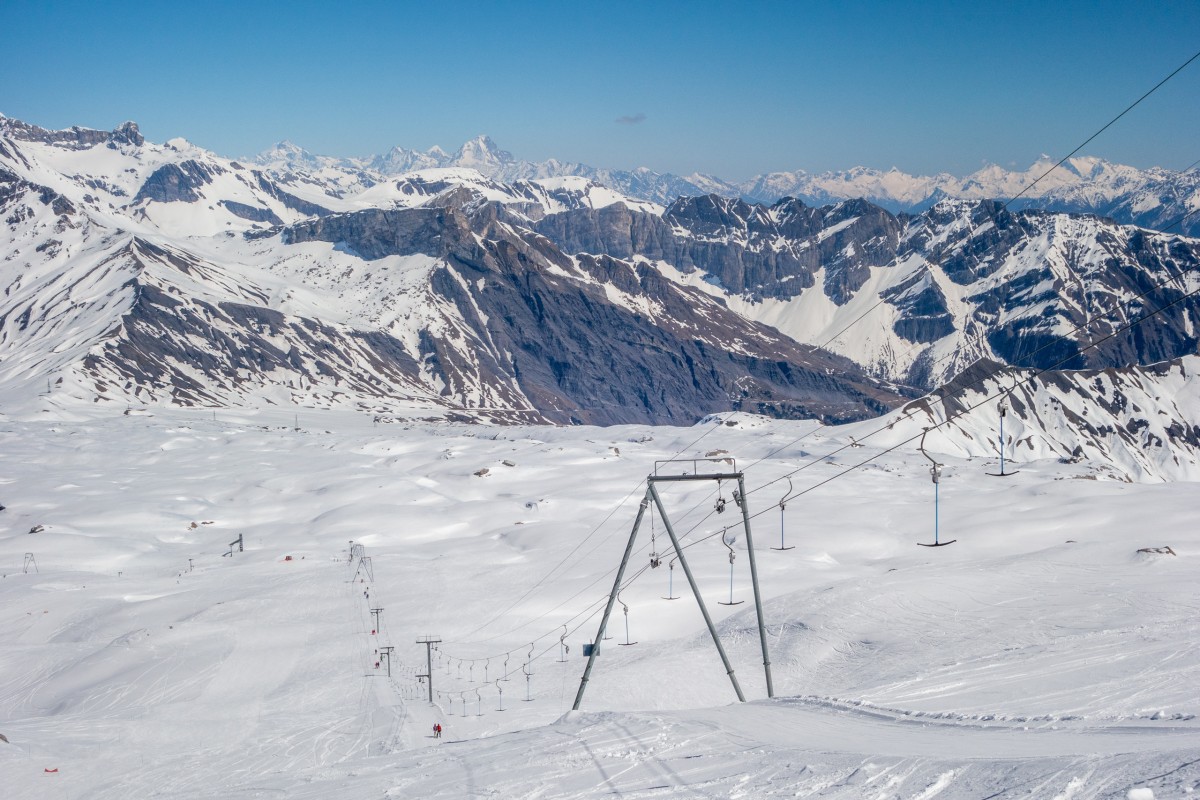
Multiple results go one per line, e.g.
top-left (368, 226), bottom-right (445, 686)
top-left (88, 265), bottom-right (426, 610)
top-left (1, 406), bottom-right (1197, 799)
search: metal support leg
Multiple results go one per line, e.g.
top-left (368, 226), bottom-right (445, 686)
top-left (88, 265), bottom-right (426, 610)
top-left (737, 475), bottom-right (774, 698)
top-left (649, 483), bottom-right (746, 702)
top-left (572, 496), bottom-right (650, 711)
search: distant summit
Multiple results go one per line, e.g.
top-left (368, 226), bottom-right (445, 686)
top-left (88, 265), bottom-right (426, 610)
top-left (452, 135), bottom-right (513, 171)
top-left (0, 115), bottom-right (144, 150)
top-left (248, 133), bottom-right (1200, 237)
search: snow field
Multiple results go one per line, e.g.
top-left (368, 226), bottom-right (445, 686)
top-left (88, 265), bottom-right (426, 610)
top-left (0, 406), bottom-right (1197, 798)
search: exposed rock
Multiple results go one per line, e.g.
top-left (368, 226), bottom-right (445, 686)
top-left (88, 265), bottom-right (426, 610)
top-left (108, 121), bottom-right (144, 147)
top-left (222, 200), bottom-right (282, 225)
top-left (134, 160), bottom-right (224, 204)
top-left (251, 171), bottom-right (331, 217)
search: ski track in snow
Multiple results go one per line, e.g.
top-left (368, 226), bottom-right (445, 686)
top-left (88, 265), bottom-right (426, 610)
top-left (0, 407), bottom-right (1197, 799)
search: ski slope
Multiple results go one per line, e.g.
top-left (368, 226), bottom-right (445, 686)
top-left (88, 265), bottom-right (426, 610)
top-left (1, 404), bottom-right (1197, 799)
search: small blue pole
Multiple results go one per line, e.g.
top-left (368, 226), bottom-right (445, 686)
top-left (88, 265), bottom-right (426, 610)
top-left (999, 412), bottom-right (1006, 474)
top-left (934, 479), bottom-right (940, 545)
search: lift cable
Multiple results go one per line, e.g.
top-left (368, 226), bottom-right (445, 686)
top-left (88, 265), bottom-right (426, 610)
top-left (428, 48), bottom-right (1200, 672)
top-left (452, 421), bottom-right (724, 642)
top-left (742, 277), bottom-right (1200, 522)
top-left (809, 45), bottom-right (1200, 358)
top-left (745, 208), bottom-right (1200, 505)
top-left (446, 209), bottom-right (1200, 669)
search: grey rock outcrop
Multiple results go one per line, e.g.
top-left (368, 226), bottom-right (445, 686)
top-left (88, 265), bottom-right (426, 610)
top-left (278, 204), bottom-right (908, 424)
top-left (133, 160), bottom-right (224, 204)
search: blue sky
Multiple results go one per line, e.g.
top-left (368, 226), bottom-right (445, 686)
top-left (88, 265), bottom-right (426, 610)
top-left (3, 0), bottom-right (1198, 179)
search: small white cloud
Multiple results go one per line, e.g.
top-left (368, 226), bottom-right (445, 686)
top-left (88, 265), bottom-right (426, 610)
top-left (615, 113), bottom-right (647, 125)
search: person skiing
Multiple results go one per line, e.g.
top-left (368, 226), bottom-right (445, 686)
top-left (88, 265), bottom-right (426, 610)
top-left (433, 722), bottom-right (442, 738)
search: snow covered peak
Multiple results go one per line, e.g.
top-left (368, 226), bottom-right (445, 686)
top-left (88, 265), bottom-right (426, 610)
top-left (109, 120), bottom-right (144, 147)
top-left (370, 144), bottom-right (443, 175)
top-left (254, 140), bottom-right (326, 171)
top-left (453, 135), bottom-right (513, 171)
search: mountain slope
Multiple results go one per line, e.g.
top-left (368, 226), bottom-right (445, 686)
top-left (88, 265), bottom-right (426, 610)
top-left (860, 357), bottom-right (1200, 482)
top-left (0, 123), bottom-right (909, 424)
top-left (279, 204), bottom-right (907, 424)
top-left (4, 114), bottom-right (1199, 435)
top-left (533, 195), bottom-right (1200, 390)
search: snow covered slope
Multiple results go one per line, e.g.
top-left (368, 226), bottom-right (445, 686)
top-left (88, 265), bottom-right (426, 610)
top-left (536, 195), bottom-right (1200, 390)
top-left (0, 118), bottom-right (908, 424)
top-left (1, 406), bottom-right (1197, 799)
top-left (854, 357), bottom-right (1200, 482)
top-left (4, 113), bottom-right (1199, 434)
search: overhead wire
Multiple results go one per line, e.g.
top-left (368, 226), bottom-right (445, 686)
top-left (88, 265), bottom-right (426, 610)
top-left (429, 48), bottom-right (1200, 675)
top-left (745, 274), bottom-right (1200, 519)
top-left (747, 203), bottom-right (1200, 504)
top-left (451, 420), bottom-right (724, 642)
top-left (815, 46), bottom-right (1200, 366)
top-left (1004, 48), bottom-right (1200, 210)
top-left (440, 216), bottom-right (1200, 669)
top-left (435, 260), bottom-right (1197, 677)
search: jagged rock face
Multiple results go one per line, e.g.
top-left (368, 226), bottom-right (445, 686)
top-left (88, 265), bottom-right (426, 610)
top-left (907, 356), bottom-right (1200, 482)
top-left (882, 270), bottom-right (954, 345)
top-left (1, 167), bottom-right (76, 218)
top-left (108, 121), bottom-right (144, 147)
top-left (251, 171), bottom-right (331, 217)
top-left (534, 195), bottom-right (1200, 389)
top-left (0, 116), bottom-right (112, 149)
top-left (283, 207), bottom-right (476, 260)
top-left (969, 218), bottom-right (1200, 373)
top-left (277, 206), bottom-right (907, 425)
top-left (86, 276), bottom-right (429, 408)
top-left (134, 160), bottom-right (224, 203)
top-left (73, 239), bottom-right (478, 415)
top-left (222, 200), bottom-right (282, 225)
top-left (534, 195), bottom-right (904, 303)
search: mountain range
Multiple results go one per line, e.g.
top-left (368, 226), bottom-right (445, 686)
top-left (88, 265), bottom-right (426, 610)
top-left (2, 115), bottom-right (1199, 456)
top-left (254, 132), bottom-right (1200, 238)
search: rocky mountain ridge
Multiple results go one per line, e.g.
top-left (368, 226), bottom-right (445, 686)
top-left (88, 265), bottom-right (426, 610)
top-left (2, 115), bottom-right (1198, 444)
top-left (248, 129), bottom-right (1200, 237)
top-left (531, 194), bottom-right (1200, 390)
top-left (0, 119), bottom-right (906, 425)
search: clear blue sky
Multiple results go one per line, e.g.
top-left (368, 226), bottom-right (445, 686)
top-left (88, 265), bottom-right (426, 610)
top-left (3, 0), bottom-right (1198, 179)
